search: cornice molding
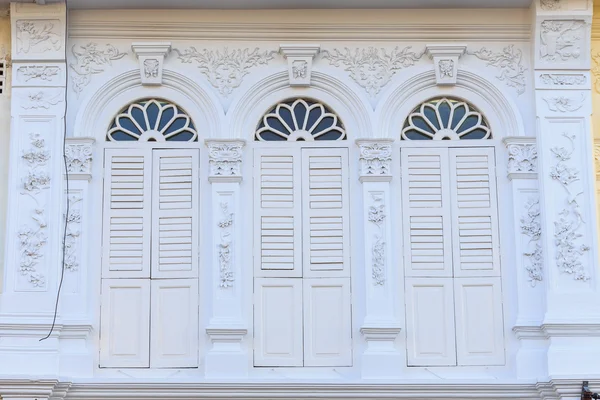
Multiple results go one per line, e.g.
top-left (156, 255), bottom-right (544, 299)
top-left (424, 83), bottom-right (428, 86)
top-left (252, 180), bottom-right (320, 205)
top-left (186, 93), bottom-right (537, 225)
top-left (68, 21), bottom-right (530, 42)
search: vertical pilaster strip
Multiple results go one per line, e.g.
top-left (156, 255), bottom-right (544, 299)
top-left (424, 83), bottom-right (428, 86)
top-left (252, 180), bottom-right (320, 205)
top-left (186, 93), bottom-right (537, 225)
top-left (0, 1), bottom-right (67, 376)
top-left (504, 137), bottom-right (546, 379)
top-left (205, 139), bottom-right (248, 378)
top-left (533, 0), bottom-right (600, 376)
top-left (356, 138), bottom-right (402, 378)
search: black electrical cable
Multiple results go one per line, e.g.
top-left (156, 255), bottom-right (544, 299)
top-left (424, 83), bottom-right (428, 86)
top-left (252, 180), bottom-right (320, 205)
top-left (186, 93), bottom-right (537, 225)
top-left (40, 0), bottom-right (69, 341)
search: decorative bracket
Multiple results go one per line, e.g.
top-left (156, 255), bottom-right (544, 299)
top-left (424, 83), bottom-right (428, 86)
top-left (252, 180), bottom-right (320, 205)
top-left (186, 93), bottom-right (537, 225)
top-left (206, 139), bottom-right (245, 183)
top-left (503, 136), bottom-right (538, 180)
top-left (356, 139), bottom-right (394, 182)
top-left (65, 137), bottom-right (94, 181)
top-left (131, 42), bottom-right (171, 86)
top-left (279, 44), bottom-right (320, 87)
top-left (425, 44), bottom-right (467, 86)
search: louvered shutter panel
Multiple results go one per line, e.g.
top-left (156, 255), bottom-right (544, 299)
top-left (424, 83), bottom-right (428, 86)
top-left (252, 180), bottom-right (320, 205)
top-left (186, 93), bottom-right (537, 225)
top-left (448, 148), bottom-right (500, 277)
top-left (102, 149), bottom-right (151, 278)
top-left (401, 148), bottom-right (453, 278)
top-left (254, 148), bottom-right (302, 278)
top-left (301, 148), bottom-right (350, 278)
top-left (151, 149), bottom-right (199, 279)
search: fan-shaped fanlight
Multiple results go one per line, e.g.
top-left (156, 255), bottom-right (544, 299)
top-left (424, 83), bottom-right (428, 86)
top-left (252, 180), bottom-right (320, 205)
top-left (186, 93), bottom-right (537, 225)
top-left (255, 98), bottom-right (346, 141)
top-left (402, 98), bottom-right (491, 140)
top-left (107, 99), bottom-right (198, 142)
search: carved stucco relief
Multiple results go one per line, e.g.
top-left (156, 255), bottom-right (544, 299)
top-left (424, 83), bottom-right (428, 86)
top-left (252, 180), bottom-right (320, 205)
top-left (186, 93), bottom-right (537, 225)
top-left (550, 132), bottom-right (590, 281)
top-left (64, 194), bottom-right (82, 272)
top-left (358, 141), bottom-right (392, 177)
top-left (16, 19), bottom-right (61, 54)
top-left (65, 142), bottom-right (93, 174)
top-left (321, 46), bottom-right (424, 97)
top-left (543, 93), bottom-right (586, 112)
top-left (69, 42), bottom-right (127, 96)
top-left (507, 143), bottom-right (538, 174)
top-left (21, 91), bottom-right (63, 110)
top-left (19, 133), bottom-right (51, 288)
top-left (17, 65), bottom-right (60, 83)
top-left (540, 0), bottom-right (562, 10)
top-left (540, 20), bottom-right (587, 63)
top-left (540, 73), bottom-right (586, 86)
top-left (468, 45), bottom-right (527, 95)
top-left (207, 141), bottom-right (244, 178)
top-left (218, 201), bottom-right (234, 288)
top-left (521, 197), bottom-right (543, 286)
top-left (368, 193), bottom-right (386, 286)
top-left (174, 47), bottom-right (276, 96)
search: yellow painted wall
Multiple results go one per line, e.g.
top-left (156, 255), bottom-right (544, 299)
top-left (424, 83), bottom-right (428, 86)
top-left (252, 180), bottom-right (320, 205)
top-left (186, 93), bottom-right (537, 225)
top-left (0, 10), bottom-right (10, 293)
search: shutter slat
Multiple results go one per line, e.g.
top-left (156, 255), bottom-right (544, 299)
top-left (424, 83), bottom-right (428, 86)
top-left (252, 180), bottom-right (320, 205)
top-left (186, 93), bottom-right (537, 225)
top-left (402, 148), bottom-right (453, 278)
top-left (449, 147), bottom-right (500, 277)
top-left (302, 148), bottom-right (350, 278)
top-left (102, 149), bottom-right (151, 278)
top-left (151, 150), bottom-right (199, 279)
top-left (255, 149), bottom-right (302, 277)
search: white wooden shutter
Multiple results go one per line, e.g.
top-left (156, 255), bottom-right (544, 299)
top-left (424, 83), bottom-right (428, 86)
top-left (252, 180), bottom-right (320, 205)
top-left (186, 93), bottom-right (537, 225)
top-left (303, 277), bottom-right (352, 366)
top-left (301, 148), bottom-right (350, 278)
top-left (100, 279), bottom-right (150, 367)
top-left (254, 148), bottom-right (302, 278)
top-left (254, 278), bottom-right (303, 367)
top-left (150, 279), bottom-right (199, 368)
top-left (102, 149), bottom-right (151, 279)
top-left (405, 277), bottom-right (456, 366)
top-left (401, 148), bottom-right (453, 278)
top-left (448, 148), bottom-right (500, 277)
top-left (454, 277), bottom-right (505, 365)
top-left (151, 149), bottom-right (199, 279)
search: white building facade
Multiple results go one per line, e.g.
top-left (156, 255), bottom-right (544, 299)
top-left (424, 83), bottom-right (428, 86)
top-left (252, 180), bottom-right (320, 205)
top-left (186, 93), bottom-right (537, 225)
top-left (1, 0), bottom-right (600, 399)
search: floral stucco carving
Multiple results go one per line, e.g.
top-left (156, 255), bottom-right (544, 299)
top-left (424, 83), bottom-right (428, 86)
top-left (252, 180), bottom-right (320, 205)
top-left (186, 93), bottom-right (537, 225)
top-left (368, 193), bottom-right (386, 286)
top-left (65, 142), bottom-right (93, 174)
top-left (174, 47), bottom-right (276, 96)
top-left (69, 43), bottom-right (127, 96)
top-left (16, 20), bottom-right (61, 54)
top-left (540, 20), bottom-right (587, 62)
top-left (17, 65), bottom-right (59, 83)
top-left (358, 141), bottom-right (393, 177)
top-left (507, 143), bottom-right (537, 175)
top-left (64, 195), bottom-right (82, 272)
top-left (321, 46), bottom-right (424, 97)
top-left (540, 0), bottom-right (562, 10)
top-left (19, 133), bottom-right (51, 288)
top-left (540, 73), bottom-right (586, 86)
top-left (218, 202), bottom-right (234, 288)
top-left (468, 45), bottom-right (526, 95)
top-left (550, 132), bottom-right (589, 281)
top-left (521, 197), bottom-right (543, 286)
top-left (21, 91), bottom-right (63, 110)
top-left (207, 141), bottom-right (244, 178)
top-left (543, 93), bottom-right (586, 112)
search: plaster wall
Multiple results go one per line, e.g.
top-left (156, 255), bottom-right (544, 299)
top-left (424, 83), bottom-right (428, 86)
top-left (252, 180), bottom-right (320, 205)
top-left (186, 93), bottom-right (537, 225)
top-left (0, 10), bottom-right (11, 294)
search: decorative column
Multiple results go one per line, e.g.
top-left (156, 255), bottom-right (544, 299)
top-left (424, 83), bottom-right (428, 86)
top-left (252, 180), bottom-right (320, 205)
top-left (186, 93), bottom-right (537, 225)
top-left (504, 137), bottom-right (546, 380)
top-left (59, 138), bottom-right (94, 377)
top-left (356, 139), bottom-right (403, 379)
top-left (533, 0), bottom-right (600, 376)
top-left (204, 139), bottom-right (248, 378)
top-left (0, 2), bottom-right (67, 375)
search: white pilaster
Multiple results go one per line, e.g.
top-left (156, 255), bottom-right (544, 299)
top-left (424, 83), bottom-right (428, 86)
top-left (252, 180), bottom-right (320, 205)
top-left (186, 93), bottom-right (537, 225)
top-left (0, 2), bottom-right (67, 376)
top-left (533, 0), bottom-right (600, 377)
top-left (504, 137), bottom-right (547, 380)
top-left (356, 139), bottom-right (402, 379)
top-left (204, 139), bottom-right (248, 378)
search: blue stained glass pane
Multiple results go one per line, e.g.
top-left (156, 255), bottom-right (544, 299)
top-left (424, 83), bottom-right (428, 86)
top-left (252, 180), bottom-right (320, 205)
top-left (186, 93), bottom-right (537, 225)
top-left (159, 107), bottom-right (176, 130)
top-left (145, 101), bottom-right (160, 130)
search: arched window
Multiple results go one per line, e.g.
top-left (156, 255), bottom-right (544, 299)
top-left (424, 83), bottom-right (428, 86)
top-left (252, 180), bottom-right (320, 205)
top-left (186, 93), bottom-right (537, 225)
top-left (107, 99), bottom-right (198, 142)
top-left (402, 97), bottom-right (491, 140)
top-left (255, 98), bottom-right (346, 141)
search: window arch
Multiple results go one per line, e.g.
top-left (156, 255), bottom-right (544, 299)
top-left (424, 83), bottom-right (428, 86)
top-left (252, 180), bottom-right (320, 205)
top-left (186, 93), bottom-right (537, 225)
top-left (401, 97), bottom-right (491, 141)
top-left (255, 98), bottom-right (346, 141)
top-left (107, 99), bottom-right (198, 142)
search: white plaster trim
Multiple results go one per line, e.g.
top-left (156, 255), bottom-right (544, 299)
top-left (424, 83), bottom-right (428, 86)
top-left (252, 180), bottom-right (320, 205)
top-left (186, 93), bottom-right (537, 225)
top-left (279, 43), bottom-right (320, 87)
top-left (425, 44), bottom-right (467, 86)
top-left (131, 41), bottom-right (171, 86)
